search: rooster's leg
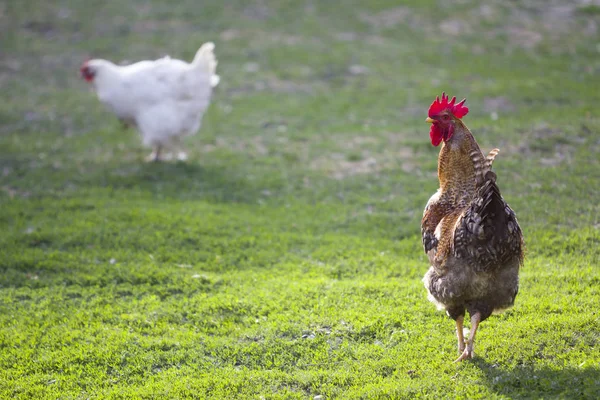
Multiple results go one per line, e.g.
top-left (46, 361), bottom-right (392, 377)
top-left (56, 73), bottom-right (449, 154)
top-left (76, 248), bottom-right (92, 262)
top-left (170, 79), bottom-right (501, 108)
top-left (454, 312), bottom-right (481, 362)
top-left (456, 315), bottom-right (466, 354)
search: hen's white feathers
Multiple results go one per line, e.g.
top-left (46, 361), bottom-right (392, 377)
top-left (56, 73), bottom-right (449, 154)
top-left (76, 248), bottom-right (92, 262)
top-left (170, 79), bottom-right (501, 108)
top-left (192, 42), bottom-right (220, 87)
top-left (85, 42), bottom-right (219, 157)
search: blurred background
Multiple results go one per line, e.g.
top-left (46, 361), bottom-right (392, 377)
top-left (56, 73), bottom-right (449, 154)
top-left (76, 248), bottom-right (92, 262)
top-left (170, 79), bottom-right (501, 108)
top-left (1, 0), bottom-right (599, 242)
top-left (2, 0), bottom-right (598, 212)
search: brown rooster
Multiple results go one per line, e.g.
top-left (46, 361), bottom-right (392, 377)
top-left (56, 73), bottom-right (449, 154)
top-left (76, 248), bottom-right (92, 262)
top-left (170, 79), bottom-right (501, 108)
top-left (421, 93), bottom-right (524, 362)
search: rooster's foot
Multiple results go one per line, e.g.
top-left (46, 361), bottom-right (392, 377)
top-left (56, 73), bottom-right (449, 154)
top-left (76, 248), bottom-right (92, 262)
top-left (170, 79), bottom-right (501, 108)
top-left (454, 345), bottom-right (474, 363)
top-left (453, 312), bottom-right (481, 363)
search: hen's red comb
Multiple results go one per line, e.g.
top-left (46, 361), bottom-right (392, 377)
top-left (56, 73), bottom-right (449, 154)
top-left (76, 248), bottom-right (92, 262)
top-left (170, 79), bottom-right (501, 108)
top-left (428, 92), bottom-right (469, 119)
top-left (80, 57), bottom-right (90, 71)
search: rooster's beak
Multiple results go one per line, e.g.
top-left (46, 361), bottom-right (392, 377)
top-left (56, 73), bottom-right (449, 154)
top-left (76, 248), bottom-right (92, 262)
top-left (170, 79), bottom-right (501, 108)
top-left (425, 117), bottom-right (434, 124)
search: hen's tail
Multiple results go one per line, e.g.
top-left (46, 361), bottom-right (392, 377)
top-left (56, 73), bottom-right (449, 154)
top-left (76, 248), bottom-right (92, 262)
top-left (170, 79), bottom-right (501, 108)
top-left (192, 42), bottom-right (220, 87)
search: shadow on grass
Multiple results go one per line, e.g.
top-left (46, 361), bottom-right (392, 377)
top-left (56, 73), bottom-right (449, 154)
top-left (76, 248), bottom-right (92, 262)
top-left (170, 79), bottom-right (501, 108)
top-left (88, 160), bottom-right (263, 202)
top-left (1, 140), bottom-right (279, 204)
top-left (473, 358), bottom-right (600, 399)
top-left (8, 155), bottom-right (275, 204)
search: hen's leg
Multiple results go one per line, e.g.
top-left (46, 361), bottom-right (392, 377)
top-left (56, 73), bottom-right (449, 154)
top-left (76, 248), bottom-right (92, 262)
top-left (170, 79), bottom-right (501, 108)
top-left (145, 145), bottom-right (162, 162)
top-left (176, 150), bottom-right (188, 161)
top-left (454, 312), bottom-right (481, 362)
top-left (456, 315), bottom-right (466, 354)
top-left (172, 137), bottom-right (187, 161)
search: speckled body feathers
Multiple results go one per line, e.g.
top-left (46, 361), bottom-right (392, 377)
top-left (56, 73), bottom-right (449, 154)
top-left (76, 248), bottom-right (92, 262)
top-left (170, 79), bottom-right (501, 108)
top-left (421, 122), bottom-right (524, 322)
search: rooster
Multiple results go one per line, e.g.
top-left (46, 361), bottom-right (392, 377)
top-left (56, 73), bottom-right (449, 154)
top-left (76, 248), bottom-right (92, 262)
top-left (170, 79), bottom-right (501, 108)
top-left (421, 93), bottom-right (524, 362)
top-left (80, 42), bottom-right (220, 161)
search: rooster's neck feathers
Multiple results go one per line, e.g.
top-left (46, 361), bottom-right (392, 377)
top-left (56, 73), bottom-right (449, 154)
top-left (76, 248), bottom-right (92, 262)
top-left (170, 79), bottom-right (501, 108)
top-left (437, 122), bottom-right (484, 202)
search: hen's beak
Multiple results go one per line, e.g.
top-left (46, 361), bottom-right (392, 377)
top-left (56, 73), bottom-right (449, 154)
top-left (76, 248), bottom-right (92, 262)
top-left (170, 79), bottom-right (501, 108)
top-left (425, 117), bottom-right (434, 124)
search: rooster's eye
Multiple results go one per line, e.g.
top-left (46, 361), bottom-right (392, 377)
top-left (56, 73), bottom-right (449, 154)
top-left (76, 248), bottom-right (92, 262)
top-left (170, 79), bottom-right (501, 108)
top-left (442, 115), bottom-right (450, 121)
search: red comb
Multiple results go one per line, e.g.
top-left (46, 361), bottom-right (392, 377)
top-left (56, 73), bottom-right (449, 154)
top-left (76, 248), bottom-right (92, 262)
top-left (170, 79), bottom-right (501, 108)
top-left (428, 92), bottom-right (469, 119)
top-left (80, 58), bottom-right (90, 71)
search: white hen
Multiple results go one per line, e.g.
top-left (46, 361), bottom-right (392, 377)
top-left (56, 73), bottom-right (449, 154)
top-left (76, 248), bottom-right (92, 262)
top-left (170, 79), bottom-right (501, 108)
top-left (81, 43), bottom-right (220, 161)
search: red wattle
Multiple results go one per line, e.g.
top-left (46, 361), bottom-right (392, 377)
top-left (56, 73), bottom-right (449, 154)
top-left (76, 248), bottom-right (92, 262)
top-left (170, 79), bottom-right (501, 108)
top-left (430, 125), bottom-right (443, 146)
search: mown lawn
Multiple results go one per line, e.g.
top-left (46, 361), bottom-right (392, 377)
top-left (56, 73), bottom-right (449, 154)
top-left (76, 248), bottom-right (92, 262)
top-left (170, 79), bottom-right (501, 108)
top-left (1, 0), bottom-right (599, 398)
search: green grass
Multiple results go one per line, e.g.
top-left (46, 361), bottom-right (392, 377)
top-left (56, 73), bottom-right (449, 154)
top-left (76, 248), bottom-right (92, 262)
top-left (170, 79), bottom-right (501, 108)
top-left (1, 0), bottom-right (599, 398)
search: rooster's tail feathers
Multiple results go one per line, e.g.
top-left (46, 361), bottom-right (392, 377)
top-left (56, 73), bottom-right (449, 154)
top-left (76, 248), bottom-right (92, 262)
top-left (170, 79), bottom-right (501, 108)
top-left (486, 148), bottom-right (500, 170)
top-left (472, 148), bottom-right (501, 186)
top-left (192, 42), bottom-right (220, 87)
top-left (469, 149), bottom-right (487, 186)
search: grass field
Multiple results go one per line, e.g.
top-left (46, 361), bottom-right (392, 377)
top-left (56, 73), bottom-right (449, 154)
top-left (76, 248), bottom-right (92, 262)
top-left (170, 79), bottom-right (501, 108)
top-left (1, 0), bottom-right (599, 398)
